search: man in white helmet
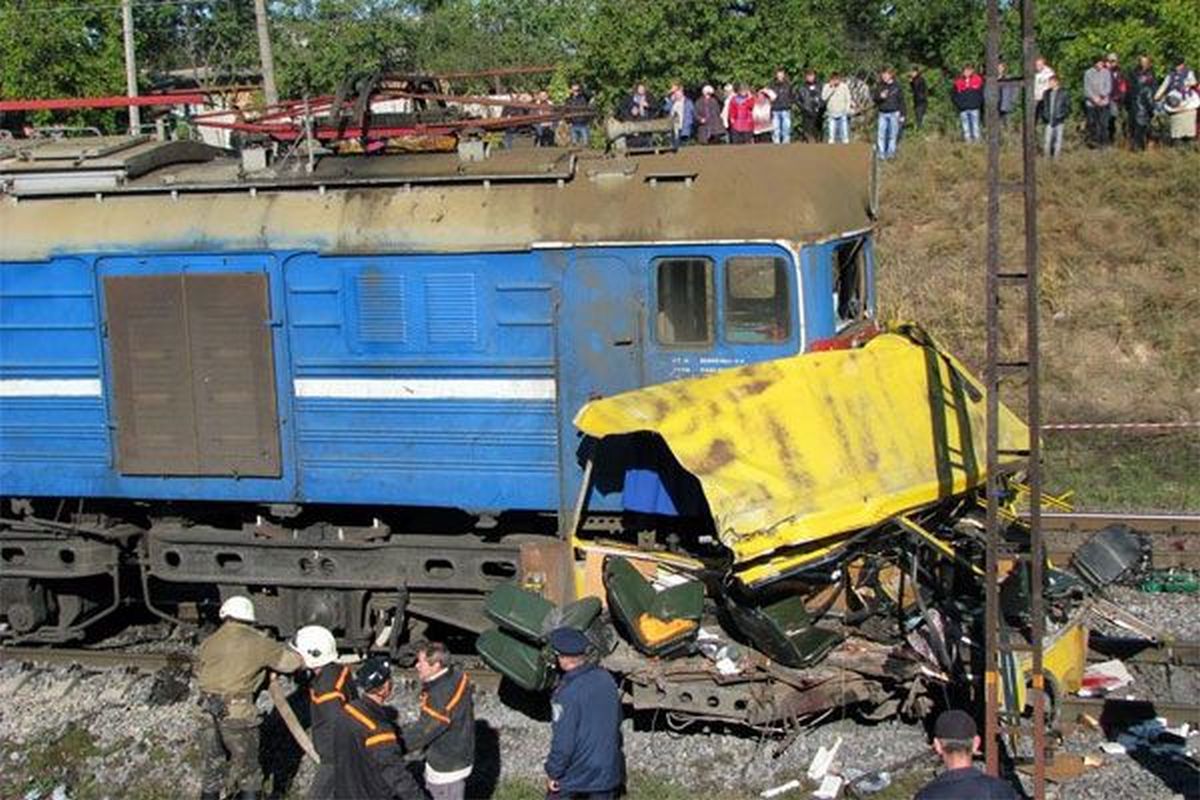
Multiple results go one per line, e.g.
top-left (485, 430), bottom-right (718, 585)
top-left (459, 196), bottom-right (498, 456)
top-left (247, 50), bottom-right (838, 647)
top-left (195, 595), bottom-right (304, 800)
top-left (293, 624), bottom-right (347, 800)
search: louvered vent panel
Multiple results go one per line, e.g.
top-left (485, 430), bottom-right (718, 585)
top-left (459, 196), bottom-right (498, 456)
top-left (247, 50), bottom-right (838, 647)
top-left (357, 270), bottom-right (407, 343)
top-left (425, 273), bottom-right (479, 344)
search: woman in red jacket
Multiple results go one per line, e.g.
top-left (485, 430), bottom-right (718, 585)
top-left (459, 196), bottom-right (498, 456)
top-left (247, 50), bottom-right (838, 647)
top-left (727, 84), bottom-right (756, 144)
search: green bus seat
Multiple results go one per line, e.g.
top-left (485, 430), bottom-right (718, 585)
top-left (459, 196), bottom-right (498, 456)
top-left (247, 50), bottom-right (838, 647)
top-left (475, 628), bottom-right (554, 691)
top-left (485, 582), bottom-right (602, 643)
top-left (604, 556), bottom-right (704, 656)
top-left (723, 593), bottom-right (843, 668)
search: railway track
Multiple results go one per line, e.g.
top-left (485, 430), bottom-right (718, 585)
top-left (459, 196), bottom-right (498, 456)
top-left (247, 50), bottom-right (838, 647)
top-left (1034, 511), bottom-right (1200, 570)
top-left (1059, 696), bottom-right (1200, 728)
top-left (1033, 511), bottom-right (1200, 535)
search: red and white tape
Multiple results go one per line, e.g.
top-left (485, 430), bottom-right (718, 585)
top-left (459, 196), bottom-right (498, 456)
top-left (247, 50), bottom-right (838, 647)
top-left (1041, 421), bottom-right (1199, 431)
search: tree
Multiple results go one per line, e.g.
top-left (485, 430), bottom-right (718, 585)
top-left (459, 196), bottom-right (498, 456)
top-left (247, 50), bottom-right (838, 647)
top-left (0, 0), bottom-right (126, 128)
top-left (268, 0), bottom-right (417, 97)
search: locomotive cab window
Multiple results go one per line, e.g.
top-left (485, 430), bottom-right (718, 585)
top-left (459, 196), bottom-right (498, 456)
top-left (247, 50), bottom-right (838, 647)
top-left (725, 257), bottom-right (790, 343)
top-left (655, 258), bottom-right (714, 346)
top-left (833, 239), bottom-right (868, 329)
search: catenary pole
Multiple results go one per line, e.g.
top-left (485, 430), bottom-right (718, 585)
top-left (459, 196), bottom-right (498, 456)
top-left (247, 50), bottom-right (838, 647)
top-left (121, 0), bottom-right (140, 134)
top-left (254, 0), bottom-right (279, 107)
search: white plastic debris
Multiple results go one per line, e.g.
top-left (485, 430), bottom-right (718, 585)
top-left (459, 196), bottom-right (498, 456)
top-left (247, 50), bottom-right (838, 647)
top-left (813, 774), bottom-right (844, 799)
top-left (1163, 722), bottom-right (1190, 739)
top-left (715, 655), bottom-right (741, 676)
top-left (1099, 741), bottom-right (1128, 755)
top-left (854, 771), bottom-right (892, 793)
top-left (760, 778), bottom-right (801, 798)
top-left (807, 736), bottom-right (843, 781)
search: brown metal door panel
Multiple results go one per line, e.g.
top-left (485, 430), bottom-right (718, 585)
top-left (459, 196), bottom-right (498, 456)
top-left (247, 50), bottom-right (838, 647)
top-left (104, 275), bottom-right (200, 474)
top-left (184, 273), bottom-right (281, 476)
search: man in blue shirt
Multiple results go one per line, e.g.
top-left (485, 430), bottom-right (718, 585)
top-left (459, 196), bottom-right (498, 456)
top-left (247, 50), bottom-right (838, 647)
top-left (916, 710), bottom-right (1018, 799)
top-left (544, 628), bottom-right (624, 800)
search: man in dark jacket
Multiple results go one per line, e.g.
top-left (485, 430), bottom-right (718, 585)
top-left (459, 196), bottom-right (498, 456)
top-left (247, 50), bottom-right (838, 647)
top-left (1039, 74), bottom-right (1070, 158)
top-left (997, 61), bottom-right (1021, 129)
top-left (1106, 53), bottom-right (1128, 144)
top-left (544, 628), bottom-right (623, 800)
top-left (332, 656), bottom-right (423, 800)
top-left (952, 64), bottom-right (985, 142)
top-left (695, 85), bottom-right (724, 144)
top-left (403, 641), bottom-right (475, 800)
top-left (873, 68), bottom-right (906, 160)
top-left (618, 83), bottom-right (654, 122)
top-left (797, 70), bottom-right (824, 142)
top-left (915, 710), bottom-right (1018, 799)
top-left (769, 68), bottom-right (795, 143)
top-left (565, 83), bottom-right (593, 147)
top-left (909, 67), bottom-right (928, 129)
top-left (1127, 55), bottom-right (1156, 150)
top-left (294, 625), bottom-right (349, 800)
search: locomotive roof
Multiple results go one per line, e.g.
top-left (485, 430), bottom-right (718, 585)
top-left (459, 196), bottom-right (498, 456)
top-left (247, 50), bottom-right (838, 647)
top-left (0, 136), bottom-right (875, 260)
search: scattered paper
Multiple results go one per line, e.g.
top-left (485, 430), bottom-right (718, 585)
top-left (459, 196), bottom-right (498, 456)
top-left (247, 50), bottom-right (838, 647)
top-left (760, 778), bottom-right (800, 798)
top-left (813, 774), bottom-right (844, 799)
top-left (1099, 741), bottom-right (1127, 755)
top-left (1079, 659), bottom-right (1134, 696)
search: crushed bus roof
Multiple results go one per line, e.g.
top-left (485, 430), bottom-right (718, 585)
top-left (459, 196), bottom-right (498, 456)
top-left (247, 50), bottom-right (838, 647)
top-left (573, 326), bottom-right (1029, 587)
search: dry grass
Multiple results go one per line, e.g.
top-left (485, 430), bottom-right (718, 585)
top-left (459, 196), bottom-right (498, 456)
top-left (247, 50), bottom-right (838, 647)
top-left (875, 137), bottom-right (1200, 509)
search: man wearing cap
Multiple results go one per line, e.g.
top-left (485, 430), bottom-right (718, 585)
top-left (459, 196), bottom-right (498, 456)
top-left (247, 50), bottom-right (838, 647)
top-left (544, 628), bottom-right (624, 800)
top-left (402, 641), bottom-right (475, 800)
top-left (915, 709), bottom-right (1018, 799)
top-left (196, 595), bottom-right (304, 800)
top-left (333, 655), bottom-right (424, 799)
top-left (294, 625), bottom-right (349, 800)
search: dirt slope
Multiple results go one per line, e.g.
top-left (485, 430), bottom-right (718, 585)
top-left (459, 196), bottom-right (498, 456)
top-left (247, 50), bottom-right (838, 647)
top-left (875, 140), bottom-right (1199, 509)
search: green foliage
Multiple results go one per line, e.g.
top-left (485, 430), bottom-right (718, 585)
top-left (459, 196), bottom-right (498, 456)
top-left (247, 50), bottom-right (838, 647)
top-left (1038, 0), bottom-right (1200, 88)
top-left (5, 0), bottom-right (1198, 129)
top-left (272, 0), bottom-right (416, 97)
top-left (0, 0), bottom-right (125, 128)
top-left (577, 0), bottom-right (854, 112)
top-left (414, 0), bottom-right (586, 87)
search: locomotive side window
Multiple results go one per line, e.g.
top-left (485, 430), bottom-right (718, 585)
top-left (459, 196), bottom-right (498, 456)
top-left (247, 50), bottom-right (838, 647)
top-left (655, 258), bottom-right (714, 346)
top-left (833, 239), bottom-right (868, 329)
top-left (725, 257), bottom-right (789, 343)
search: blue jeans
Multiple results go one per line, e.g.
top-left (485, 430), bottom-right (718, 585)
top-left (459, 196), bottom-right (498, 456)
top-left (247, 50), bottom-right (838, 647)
top-left (570, 123), bottom-right (590, 147)
top-left (827, 114), bottom-right (850, 143)
top-left (960, 109), bottom-right (981, 142)
top-left (772, 110), bottom-right (792, 144)
top-left (876, 111), bottom-right (901, 159)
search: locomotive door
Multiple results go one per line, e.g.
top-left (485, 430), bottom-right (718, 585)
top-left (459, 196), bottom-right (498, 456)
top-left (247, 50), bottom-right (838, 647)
top-left (102, 270), bottom-right (281, 476)
top-left (555, 254), bottom-right (643, 521)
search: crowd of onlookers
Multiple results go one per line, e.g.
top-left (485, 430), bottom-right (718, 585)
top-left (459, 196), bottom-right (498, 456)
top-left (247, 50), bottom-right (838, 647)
top-left (516, 54), bottom-right (1198, 160)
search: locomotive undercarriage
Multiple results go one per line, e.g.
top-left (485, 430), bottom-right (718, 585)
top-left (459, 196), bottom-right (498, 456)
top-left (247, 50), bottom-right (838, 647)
top-left (0, 498), bottom-right (534, 647)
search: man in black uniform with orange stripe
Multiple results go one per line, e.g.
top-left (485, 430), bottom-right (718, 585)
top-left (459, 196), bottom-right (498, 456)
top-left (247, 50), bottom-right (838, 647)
top-left (332, 656), bottom-right (424, 800)
top-left (402, 641), bottom-right (475, 800)
top-left (293, 625), bottom-right (350, 800)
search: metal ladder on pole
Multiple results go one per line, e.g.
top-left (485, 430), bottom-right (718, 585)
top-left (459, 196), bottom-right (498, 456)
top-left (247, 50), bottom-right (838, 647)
top-left (983, 0), bottom-right (1048, 795)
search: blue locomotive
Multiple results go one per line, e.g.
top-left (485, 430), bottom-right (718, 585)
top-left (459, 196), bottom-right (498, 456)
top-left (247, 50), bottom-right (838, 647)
top-left (0, 136), bottom-right (877, 644)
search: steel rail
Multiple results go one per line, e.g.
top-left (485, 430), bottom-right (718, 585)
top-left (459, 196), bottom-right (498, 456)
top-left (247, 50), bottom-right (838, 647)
top-left (1059, 696), bottom-right (1200, 727)
top-left (1087, 636), bottom-right (1200, 667)
top-left (1045, 545), bottom-right (1200, 571)
top-left (1030, 512), bottom-right (1200, 534)
top-left (0, 645), bottom-right (504, 691)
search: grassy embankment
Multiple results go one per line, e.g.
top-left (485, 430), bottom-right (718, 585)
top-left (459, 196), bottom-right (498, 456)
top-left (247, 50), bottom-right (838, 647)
top-left (875, 138), bottom-right (1199, 510)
